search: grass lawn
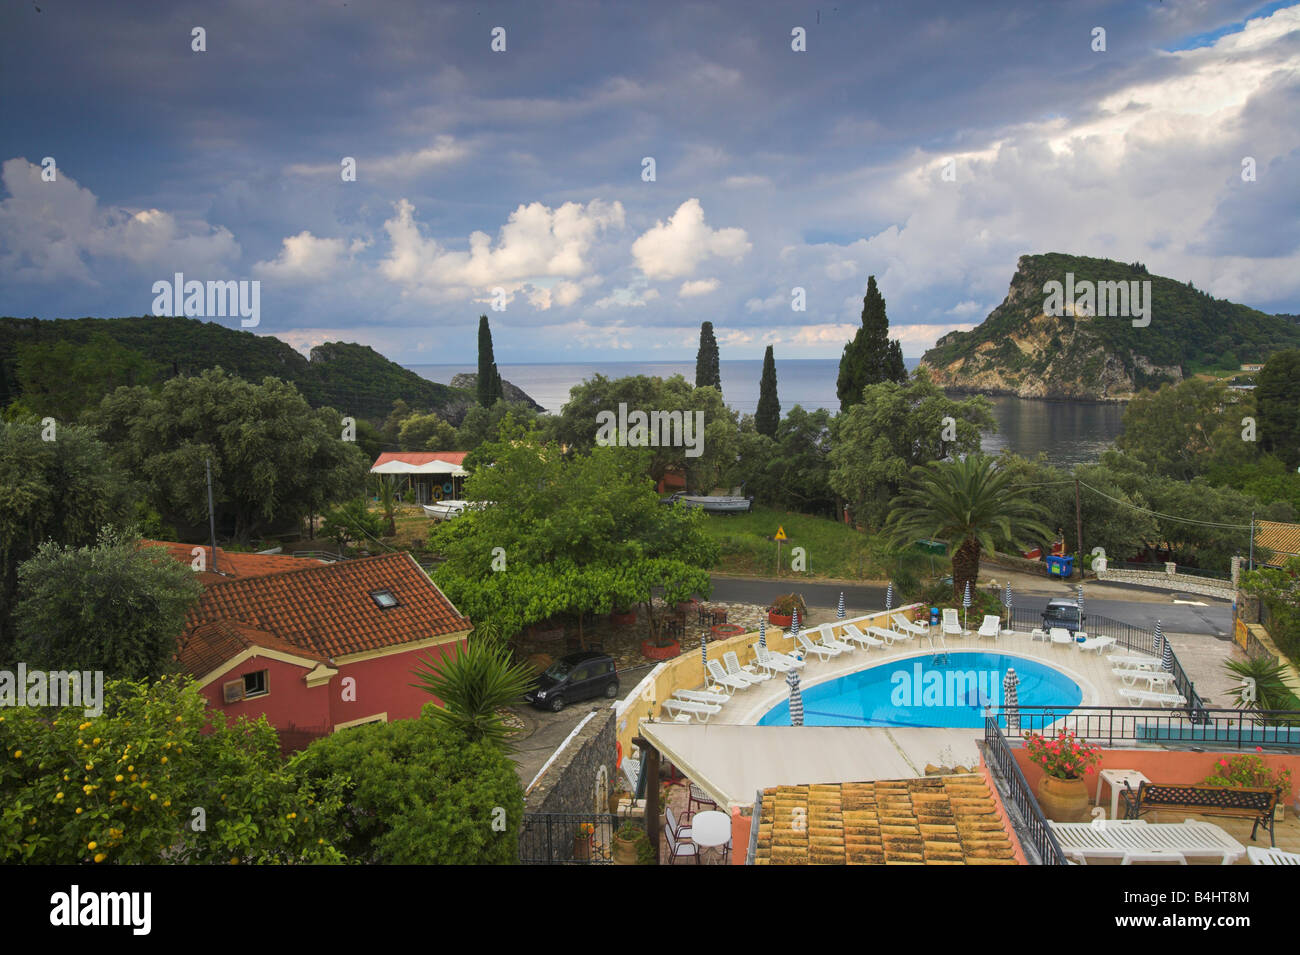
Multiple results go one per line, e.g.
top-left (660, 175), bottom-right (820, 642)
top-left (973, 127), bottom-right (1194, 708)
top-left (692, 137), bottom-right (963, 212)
top-left (700, 505), bottom-right (896, 580)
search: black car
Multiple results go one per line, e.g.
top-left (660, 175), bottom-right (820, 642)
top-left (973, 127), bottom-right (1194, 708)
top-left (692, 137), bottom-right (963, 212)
top-left (525, 650), bottom-right (620, 712)
top-left (1041, 598), bottom-right (1086, 636)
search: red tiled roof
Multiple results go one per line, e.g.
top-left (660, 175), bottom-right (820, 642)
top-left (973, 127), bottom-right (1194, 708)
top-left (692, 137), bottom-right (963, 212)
top-left (1256, 521), bottom-right (1300, 567)
top-left (178, 620), bottom-right (331, 679)
top-left (141, 539), bottom-right (318, 585)
top-left (179, 552), bottom-right (470, 675)
top-left (372, 451), bottom-right (467, 467)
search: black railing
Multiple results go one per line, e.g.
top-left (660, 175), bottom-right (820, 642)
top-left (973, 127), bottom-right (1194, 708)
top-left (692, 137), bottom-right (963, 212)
top-left (981, 717), bottom-right (1068, 865)
top-left (1005, 706), bottom-right (1300, 749)
top-left (518, 811), bottom-right (622, 864)
top-left (1004, 606), bottom-right (1208, 721)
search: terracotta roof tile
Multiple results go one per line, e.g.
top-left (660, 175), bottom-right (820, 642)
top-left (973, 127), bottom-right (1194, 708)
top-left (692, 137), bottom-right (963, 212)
top-left (141, 539), bottom-right (321, 585)
top-left (1256, 521), bottom-right (1300, 567)
top-left (178, 621), bottom-right (331, 678)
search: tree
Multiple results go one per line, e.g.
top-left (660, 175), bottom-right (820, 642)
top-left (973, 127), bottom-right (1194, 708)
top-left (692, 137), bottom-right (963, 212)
top-left (837, 275), bottom-right (907, 410)
top-left (13, 530), bottom-right (202, 681)
top-left (1114, 377), bottom-right (1241, 481)
top-left (374, 474), bottom-right (399, 536)
top-left (695, 321), bottom-right (721, 392)
top-left (885, 454), bottom-right (1052, 600)
top-left (321, 498), bottom-right (385, 553)
top-left (476, 315), bottom-right (504, 408)
top-left (13, 333), bottom-right (161, 423)
top-left (410, 638), bottom-right (535, 747)
top-left (93, 369), bottom-right (369, 544)
top-left (755, 345), bottom-right (780, 437)
top-left (456, 400), bottom-right (540, 453)
top-left (828, 370), bottom-right (994, 528)
top-left (398, 411), bottom-right (458, 451)
top-left (0, 419), bottom-right (137, 659)
top-left (730, 406), bottom-right (836, 516)
top-left (1257, 350), bottom-right (1300, 468)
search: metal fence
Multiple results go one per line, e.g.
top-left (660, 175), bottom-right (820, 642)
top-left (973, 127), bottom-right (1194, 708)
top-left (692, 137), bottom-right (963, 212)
top-left (1004, 705), bottom-right (1300, 749)
top-left (518, 812), bottom-right (621, 864)
top-left (1005, 606), bottom-right (1207, 720)
top-left (981, 717), bottom-right (1068, 865)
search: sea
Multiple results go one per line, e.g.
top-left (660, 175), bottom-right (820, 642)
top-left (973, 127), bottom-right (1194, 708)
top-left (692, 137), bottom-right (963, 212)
top-left (405, 358), bottom-right (1126, 468)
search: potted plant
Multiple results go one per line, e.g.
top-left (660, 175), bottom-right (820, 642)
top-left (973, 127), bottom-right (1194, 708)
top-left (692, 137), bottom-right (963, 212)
top-left (612, 819), bottom-right (652, 865)
top-left (610, 603), bottom-right (637, 627)
top-left (1203, 749), bottom-right (1294, 821)
top-left (573, 821), bottom-right (595, 861)
top-left (1024, 730), bottom-right (1101, 822)
top-left (768, 592), bottom-right (808, 627)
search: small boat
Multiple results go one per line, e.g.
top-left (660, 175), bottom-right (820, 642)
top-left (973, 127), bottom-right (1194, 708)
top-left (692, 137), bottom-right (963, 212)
top-left (663, 493), bottom-right (753, 514)
top-left (423, 500), bottom-right (468, 520)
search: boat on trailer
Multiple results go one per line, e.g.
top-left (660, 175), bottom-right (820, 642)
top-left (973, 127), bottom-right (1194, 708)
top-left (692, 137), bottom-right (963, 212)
top-left (662, 492), bottom-right (753, 514)
top-left (423, 500), bottom-right (468, 520)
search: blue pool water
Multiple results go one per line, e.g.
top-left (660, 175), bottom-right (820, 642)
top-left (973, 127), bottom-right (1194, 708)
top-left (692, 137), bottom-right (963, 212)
top-left (757, 652), bottom-right (1082, 729)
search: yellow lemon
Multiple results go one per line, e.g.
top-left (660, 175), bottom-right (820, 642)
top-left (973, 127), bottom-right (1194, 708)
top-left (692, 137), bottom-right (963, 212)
top-left (55, 792), bottom-right (64, 800)
top-left (160, 757), bottom-right (168, 764)
top-left (13, 750), bottom-right (21, 758)
top-left (93, 852), bottom-right (106, 863)
top-left (87, 841), bottom-right (96, 850)
top-left (75, 807), bottom-right (83, 814)
top-left (115, 775), bottom-right (123, 782)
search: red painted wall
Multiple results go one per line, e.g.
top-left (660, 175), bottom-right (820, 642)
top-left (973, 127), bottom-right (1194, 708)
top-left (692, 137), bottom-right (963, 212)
top-left (199, 654), bottom-right (331, 732)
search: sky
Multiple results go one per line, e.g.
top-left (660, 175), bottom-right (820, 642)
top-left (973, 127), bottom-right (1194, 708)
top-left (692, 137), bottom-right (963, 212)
top-left (1, 0), bottom-right (1298, 364)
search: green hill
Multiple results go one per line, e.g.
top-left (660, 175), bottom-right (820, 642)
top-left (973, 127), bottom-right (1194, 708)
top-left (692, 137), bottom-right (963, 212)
top-left (920, 254), bottom-right (1300, 400)
top-left (0, 315), bottom-right (474, 422)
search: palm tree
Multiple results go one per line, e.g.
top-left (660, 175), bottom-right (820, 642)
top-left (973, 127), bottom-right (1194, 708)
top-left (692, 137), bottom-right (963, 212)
top-left (410, 634), bottom-right (535, 749)
top-left (885, 454), bottom-right (1051, 600)
top-left (1223, 656), bottom-right (1300, 723)
top-left (374, 474), bottom-right (399, 537)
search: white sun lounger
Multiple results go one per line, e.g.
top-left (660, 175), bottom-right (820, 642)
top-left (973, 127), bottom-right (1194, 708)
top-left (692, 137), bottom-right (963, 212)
top-left (1049, 819), bottom-right (1245, 865)
top-left (1120, 687), bottom-right (1186, 708)
top-left (662, 699), bottom-right (721, 722)
top-left (1108, 653), bottom-right (1159, 669)
top-left (756, 642), bottom-right (805, 671)
top-left (1076, 635), bottom-right (1116, 654)
top-left (815, 624), bottom-right (855, 654)
top-left (1248, 846), bottom-right (1300, 865)
top-left (942, 608), bottom-right (964, 639)
top-left (977, 614), bottom-right (1001, 640)
top-left (750, 644), bottom-right (794, 675)
top-left (724, 649), bottom-right (770, 682)
top-left (839, 623), bottom-right (885, 650)
top-left (1049, 627), bottom-right (1077, 646)
top-left (891, 613), bottom-right (929, 638)
top-left (706, 659), bottom-right (754, 693)
top-left (868, 624), bottom-right (910, 646)
top-left (1113, 667), bottom-right (1177, 689)
top-left (674, 688), bottom-right (730, 706)
top-left (796, 631), bottom-right (841, 660)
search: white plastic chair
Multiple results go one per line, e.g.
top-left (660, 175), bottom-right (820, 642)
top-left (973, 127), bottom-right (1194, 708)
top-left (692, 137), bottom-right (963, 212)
top-left (724, 649), bottom-right (770, 682)
top-left (815, 624), bottom-right (855, 654)
top-left (796, 631), bottom-right (840, 660)
top-left (942, 608), bottom-right (964, 639)
top-left (706, 659), bottom-right (754, 693)
top-left (840, 623), bottom-right (885, 650)
top-left (977, 615), bottom-right (1001, 640)
top-left (1248, 846), bottom-right (1300, 865)
top-left (891, 613), bottom-right (929, 638)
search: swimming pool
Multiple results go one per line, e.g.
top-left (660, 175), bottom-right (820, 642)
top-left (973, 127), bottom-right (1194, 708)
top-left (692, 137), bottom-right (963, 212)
top-left (757, 652), bottom-right (1082, 729)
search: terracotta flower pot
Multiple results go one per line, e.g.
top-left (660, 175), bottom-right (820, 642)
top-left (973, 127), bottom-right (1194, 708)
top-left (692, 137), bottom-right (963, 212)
top-left (610, 610), bottom-right (637, 626)
top-left (768, 611), bottom-right (793, 627)
top-left (641, 639), bottom-right (680, 660)
top-left (1036, 774), bottom-right (1091, 822)
top-left (573, 833), bottom-right (592, 861)
top-left (612, 833), bottom-right (639, 865)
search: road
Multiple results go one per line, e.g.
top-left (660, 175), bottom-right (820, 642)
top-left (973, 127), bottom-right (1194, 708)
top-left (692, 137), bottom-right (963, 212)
top-left (708, 575), bottom-right (1233, 638)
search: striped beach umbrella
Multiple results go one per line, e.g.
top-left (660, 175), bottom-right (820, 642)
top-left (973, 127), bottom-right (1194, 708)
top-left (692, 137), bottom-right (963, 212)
top-left (787, 668), bottom-right (804, 726)
top-left (1003, 668), bottom-right (1020, 736)
top-left (962, 580), bottom-right (972, 632)
top-left (759, 618), bottom-right (767, 649)
top-left (837, 591), bottom-right (846, 619)
top-left (790, 606), bottom-right (800, 640)
top-left (1077, 583), bottom-right (1084, 618)
top-left (1159, 620), bottom-right (1174, 672)
top-left (885, 582), bottom-right (894, 612)
top-left (1153, 619), bottom-right (1164, 661)
top-left (1004, 582), bottom-right (1013, 629)
top-left (701, 627), bottom-right (708, 668)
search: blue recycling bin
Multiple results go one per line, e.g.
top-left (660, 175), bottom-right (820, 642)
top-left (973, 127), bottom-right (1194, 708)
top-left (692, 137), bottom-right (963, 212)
top-left (930, 606), bottom-right (940, 627)
top-left (1045, 554), bottom-right (1074, 578)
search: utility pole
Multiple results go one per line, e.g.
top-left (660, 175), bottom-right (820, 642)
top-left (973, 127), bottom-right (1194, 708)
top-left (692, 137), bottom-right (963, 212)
top-left (1249, 510), bottom-right (1255, 572)
top-left (206, 457), bottom-right (220, 573)
top-left (1074, 479), bottom-right (1084, 576)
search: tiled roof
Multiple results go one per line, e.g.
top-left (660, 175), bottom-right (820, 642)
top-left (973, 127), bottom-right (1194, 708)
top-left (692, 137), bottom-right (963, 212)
top-left (178, 552), bottom-right (470, 675)
top-left (178, 620), bottom-right (331, 678)
top-left (372, 451), bottom-right (467, 467)
top-left (1256, 521), bottom-right (1300, 567)
top-left (141, 539), bottom-right (318, 585)
top-left (752, 775), bottom-right (1019, 865)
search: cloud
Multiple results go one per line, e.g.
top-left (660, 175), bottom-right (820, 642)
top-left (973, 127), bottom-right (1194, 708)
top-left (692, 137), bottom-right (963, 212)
top-left (678, 277), bottom-right (720, 297)
top-left (745, 290), bottom-right (789, 312)
top-left (946, 300), bottom-right (984, 317)
top-left (594, 284), bottom-right (660, 308)
top-left (630, 198), bottom-right (751, 280)
top-left (254, 231), bottom-right (360, 282)
top-left (286, 135), bottom-right (470, 179)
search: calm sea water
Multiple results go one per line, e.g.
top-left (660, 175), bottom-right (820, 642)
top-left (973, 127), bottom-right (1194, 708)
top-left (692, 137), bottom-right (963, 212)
top-left (406, 358), bottom-right (1125, 467)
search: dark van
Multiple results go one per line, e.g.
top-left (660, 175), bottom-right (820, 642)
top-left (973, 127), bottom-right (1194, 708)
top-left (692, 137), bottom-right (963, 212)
top-left (1041, 598), bottom-right (1086, 636)
top-left (526, 650), bottom-right (620, 712)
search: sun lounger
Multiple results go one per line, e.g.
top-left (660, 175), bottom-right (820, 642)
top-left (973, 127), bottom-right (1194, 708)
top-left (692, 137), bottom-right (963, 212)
top-left (815, 624), bottom-right (855, 654)
top-left (1108, 653), bottom-right (1158, 669)
top-left (891, 613), bottom-right (929, 638)
top-left (1076, 635), bottom-right (1115, 654)
top-left (674, 688), bottom-right (730, 705)
top-left (724, 649), bottom-right (770, 682)
top-left (1113, 667), bottom-right (1177, 689)
top-left (706, 659), bottom-right (754, 693)
top-left (662, 698), bottom-right (722, 722)
top-left (1248, 846), bottom-right (1300, 865)
top-left (977, 614), bottom-right (1001, 640)
top-left (1049, 819), bottom-right (1245, 865)
top-left (1049, 627), bottom-right (1076, 646)
top-left (1119, 687), bottom-right (1186, 708)
top-left (796, 631), bottom-right (840, 660)
top-left (942, 609), bottom-right (964, 638)
top-left (756, 642), bottom-right (805, 671)
top-left (750, 644), bottom-right (794, 675)
top-left (1030, 628), bottom-right (1050, 642)
top-left (839, 622), bottom-right (884, 650)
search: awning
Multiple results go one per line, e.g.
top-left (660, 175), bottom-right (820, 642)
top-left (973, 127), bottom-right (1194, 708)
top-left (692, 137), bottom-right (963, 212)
top-left (370, 459), bottom-right (468, 476)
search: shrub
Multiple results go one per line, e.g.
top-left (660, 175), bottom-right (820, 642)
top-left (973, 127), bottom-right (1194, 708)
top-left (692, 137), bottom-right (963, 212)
top-left (1203, 751), bottom-right (1293, 798)
top-left (769, 593), bottom-right (808, 618)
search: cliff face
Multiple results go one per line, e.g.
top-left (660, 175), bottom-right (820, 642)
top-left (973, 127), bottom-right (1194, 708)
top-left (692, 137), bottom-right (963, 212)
top-left (920, 253), bottom-right (1300, 401)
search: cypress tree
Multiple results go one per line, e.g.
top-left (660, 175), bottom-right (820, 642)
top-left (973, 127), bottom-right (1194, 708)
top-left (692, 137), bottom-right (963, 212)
top-left (756, 345), bottom-right (780, 438)
top-left (695, 321), bottom-right (722, 392)
top-left (837, 275), bottom-right (907, 410)
top-left (477, 315), bottom-right (504, 407)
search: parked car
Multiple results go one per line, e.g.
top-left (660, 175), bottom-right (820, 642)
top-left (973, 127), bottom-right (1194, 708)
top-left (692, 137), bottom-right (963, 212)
top-left (525, 650), bottom-right (620, 712)
top-left (1041, 598), bottom-right (1086, 636)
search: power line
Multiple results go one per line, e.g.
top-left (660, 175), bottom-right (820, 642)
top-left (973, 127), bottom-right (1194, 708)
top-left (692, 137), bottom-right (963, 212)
top-left (1012, 479), bottom-right (1256, 530)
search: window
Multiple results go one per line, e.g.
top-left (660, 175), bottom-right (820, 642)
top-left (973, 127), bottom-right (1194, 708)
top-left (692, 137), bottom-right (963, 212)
top-left (243, 670), bottom-right (269, 698)
top-left (370, 589), bottom-right (399, 609)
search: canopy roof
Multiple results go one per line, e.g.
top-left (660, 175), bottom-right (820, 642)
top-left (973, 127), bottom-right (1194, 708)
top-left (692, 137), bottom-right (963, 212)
top-left (371, 451), bottom-right (468, 476)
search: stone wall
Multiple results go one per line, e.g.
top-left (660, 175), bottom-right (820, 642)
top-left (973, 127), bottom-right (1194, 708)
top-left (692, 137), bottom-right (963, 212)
top-left (519, 706), bottom-right (617, 862)
top-left (1095, 568), bottom-right (1233, 599)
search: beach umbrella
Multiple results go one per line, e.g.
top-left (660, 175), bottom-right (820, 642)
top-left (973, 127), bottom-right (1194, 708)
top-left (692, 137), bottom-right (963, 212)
top-left (787, 668), bottom-right (804, 726)
top-left (701, 628), bottom-right (708, 668)
top-left (759, 618), bottom-right (767, 649)
top-left (1159, 620), bottom-right (1174, 673)
top-left (885, 582), bottom-right (893, 612)
top-left (790, 606), bottom-right (800, 640)
top-left (1003, 668), bottom-right (1020, 736)
top-left (1004, 582), bottom-right (1013, 629)
top-left (962, 580), bottom-right (972, 632)
top-left (1153, 620), bottom-right (1164, 661)
top-left (837, 592), bottom-right (846, 619)
top-left (1077, 584), bottom-right (1084, 622)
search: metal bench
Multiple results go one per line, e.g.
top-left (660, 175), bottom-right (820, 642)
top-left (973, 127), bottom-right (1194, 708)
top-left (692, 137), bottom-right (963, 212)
top-left (1121, 781), bottom-right (1278, 846)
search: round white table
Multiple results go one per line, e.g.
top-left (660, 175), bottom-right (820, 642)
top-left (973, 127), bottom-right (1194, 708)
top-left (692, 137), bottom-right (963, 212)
top-left (689, 810), bottom-right (731, 863)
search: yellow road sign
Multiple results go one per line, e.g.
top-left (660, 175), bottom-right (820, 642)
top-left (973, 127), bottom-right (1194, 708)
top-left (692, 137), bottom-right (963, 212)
top-left (774, 526), bottom-right (787, 541)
